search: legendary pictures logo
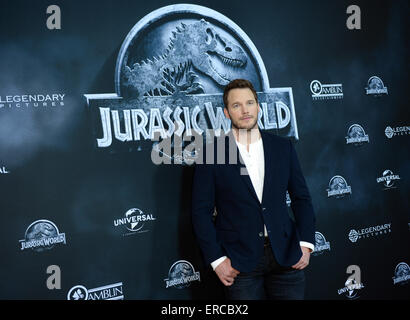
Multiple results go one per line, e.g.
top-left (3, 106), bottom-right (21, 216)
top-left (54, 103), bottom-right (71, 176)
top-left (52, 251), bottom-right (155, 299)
top-left (385, 126), bottom-right (410, 139)
top-left (376, 169), bottom-right (401, 190)
top-left (392, 262), bottom-right (410, 286)
top-left (337, 265), bottom-right (364, 300)
top-left (113, 207), bottom-right (156, 235)
top-left (312, 231), bottom-right (331, 256)
top-left (0, 94), bottom-right (66, 110)
top-left (19, 220), bottom-right (66, 252)
top-left (67, 282), bottom-right (124, 300)
top-left (327, 175), bottom-right (352, 198)
top-left (164, 260), bottom-right (200, 289)
top-left (365, 76), bottom-right (388, 96)
top-left (310, 80), bottom-right (343, 100)
top-left (84, 4), bottom-right (299, 161)
top-left (348, 223), bottom-right (391, 243)
top-left (345, 124), bottom-right (369, 145)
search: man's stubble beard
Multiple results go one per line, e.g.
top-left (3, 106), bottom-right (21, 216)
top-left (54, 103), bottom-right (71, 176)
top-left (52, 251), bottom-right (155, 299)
top-left (231, 116), bottom-right (259, 132)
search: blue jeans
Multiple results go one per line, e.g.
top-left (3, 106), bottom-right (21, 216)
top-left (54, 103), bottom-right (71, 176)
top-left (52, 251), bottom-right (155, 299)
top-left (224, 241), bottom-right (305, 300)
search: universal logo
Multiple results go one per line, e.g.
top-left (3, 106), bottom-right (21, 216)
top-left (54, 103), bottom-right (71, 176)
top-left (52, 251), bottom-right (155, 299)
top-left (338, 265), bottom-right (364, 299)
top-left (312, 231), bottom-right (330, 256)
top-left (385, 126), bottom-right (410, 139)
top-left (327, 175), bottom-right (352, 198)
top-left (365, 76), bottom-right (388, 96)
top-left (19, 219), bottom-right (66, 252)
top-left (345, 124), bottom-right (369, 145)
top-left (164, 260), bottom-right (200, 289)
top-left (392, 262), bottom-right (410, 286)
top-left (113, 207), bottom-right (156, 236)
top-left (310, 80), bottom-right (343, 100)
top-left (376, 170), bottom-right (401, 190)
top-left (67, 282), bottom-right (124, 300)
top-left (0, 94), bottom-right (66, 110)
top-left (348, 223), bottom-right (391, 243)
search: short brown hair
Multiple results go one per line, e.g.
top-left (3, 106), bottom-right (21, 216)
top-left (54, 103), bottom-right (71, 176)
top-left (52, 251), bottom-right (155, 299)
top-left (223, 79), bottom-right (258, 108)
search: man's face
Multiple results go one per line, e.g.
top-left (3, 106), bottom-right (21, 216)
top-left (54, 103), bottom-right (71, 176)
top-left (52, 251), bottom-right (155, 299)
top-left (224, 88), bottom-right (260, 131)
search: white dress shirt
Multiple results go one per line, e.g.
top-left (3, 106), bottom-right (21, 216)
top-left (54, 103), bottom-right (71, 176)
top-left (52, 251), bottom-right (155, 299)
top-left (211, 135), bottom-right (314, 270)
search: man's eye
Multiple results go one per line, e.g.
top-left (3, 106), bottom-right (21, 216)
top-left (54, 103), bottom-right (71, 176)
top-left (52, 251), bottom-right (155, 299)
top-left (248, 101), bottom-right (254, 105)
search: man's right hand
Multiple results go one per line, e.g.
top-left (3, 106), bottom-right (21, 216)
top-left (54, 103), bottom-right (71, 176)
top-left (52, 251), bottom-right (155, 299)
top-left (214, 258), bottom-right (240, 286)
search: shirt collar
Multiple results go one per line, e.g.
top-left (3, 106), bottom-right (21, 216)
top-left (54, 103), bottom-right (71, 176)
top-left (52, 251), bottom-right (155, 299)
top-left (235, 136), bottom-right (263, 153)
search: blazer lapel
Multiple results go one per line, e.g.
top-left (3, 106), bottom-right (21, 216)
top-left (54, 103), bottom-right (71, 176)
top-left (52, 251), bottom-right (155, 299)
top-left (260, 130), bottom-right (279, 205)
top-left (237, 149), bottom-right (260, 203)
top-left (222, 130), bottom-right (281, 205)
top-left (223, 131), bottom-right (260, 203)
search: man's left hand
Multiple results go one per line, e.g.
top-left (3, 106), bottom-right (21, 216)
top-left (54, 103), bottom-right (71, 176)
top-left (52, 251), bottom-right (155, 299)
top-left (291, 246), bottom-right (311, 270)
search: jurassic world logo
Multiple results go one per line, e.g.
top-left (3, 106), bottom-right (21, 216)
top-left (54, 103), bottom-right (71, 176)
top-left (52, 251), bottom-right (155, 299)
top-left (392, 262), bottom-right (410, 286)
top-left (164, 260), bottom-right (201, 289)
top-left (312, 231), bottom-right (330, 256)
top-left (345, 124), bottom-right (369, 146)
top-left (84, 4), bottom-right (298, 161)
top-left (19, 219), bottom-right (66, 252)
top-left (365, 76), bottom-right (388, 96)
top-left (326, 175), bottom-right (352, 199)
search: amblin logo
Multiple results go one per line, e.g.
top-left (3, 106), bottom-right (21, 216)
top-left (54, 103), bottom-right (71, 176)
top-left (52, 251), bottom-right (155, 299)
top-left (67, 282), bottom-right (124, 300)
top-left (310, 80), bottom-right (343, 100)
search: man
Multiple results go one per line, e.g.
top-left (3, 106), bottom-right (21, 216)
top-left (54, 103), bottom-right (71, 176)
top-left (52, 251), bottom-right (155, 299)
top-left (191, 79), bottom-right (316, 300)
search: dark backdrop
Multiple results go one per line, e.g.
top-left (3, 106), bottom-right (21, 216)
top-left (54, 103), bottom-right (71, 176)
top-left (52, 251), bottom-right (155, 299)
top-left (0, 0), bottom-right (409, 299)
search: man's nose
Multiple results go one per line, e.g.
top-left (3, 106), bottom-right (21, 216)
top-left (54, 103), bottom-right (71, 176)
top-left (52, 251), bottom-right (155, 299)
top-left (241, 105), bottom-right (249, 114)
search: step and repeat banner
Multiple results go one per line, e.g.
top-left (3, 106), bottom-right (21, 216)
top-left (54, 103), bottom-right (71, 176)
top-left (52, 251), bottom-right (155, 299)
top-left (0, 0), bottom-right (409, 300)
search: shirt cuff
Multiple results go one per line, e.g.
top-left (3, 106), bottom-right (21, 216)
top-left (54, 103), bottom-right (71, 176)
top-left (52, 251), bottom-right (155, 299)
top-left (300, 241), bottom-right (315, 253)
top-left (211, 256), bottom-right (227, 270)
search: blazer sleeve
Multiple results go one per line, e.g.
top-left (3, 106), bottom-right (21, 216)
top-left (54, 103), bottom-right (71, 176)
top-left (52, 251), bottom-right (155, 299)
top-left (191, 162), bottom-right (225, 265)
top-left (287, 139), bottom-right (316, 244)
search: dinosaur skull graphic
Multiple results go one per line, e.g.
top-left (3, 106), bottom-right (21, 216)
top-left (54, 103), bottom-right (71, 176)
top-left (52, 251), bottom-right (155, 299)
top-left (191, 19), bottom-right (247, 86)
top-left (121, 19), bottom-right (247, 97)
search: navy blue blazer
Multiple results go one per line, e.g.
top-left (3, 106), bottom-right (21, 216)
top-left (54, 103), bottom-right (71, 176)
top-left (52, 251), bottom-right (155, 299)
top-left (191, 130), bottom-right (316, 273)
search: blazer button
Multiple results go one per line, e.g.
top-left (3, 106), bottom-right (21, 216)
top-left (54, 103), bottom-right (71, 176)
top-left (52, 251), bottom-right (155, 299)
top-left (258, 232), bottom-right (264, 237)
top-left (262, 207), bottom-right (266, 212)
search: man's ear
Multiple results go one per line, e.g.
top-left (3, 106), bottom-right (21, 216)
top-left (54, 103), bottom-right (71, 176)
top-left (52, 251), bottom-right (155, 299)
top-left (223, 107), bottom-right (230, 119)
